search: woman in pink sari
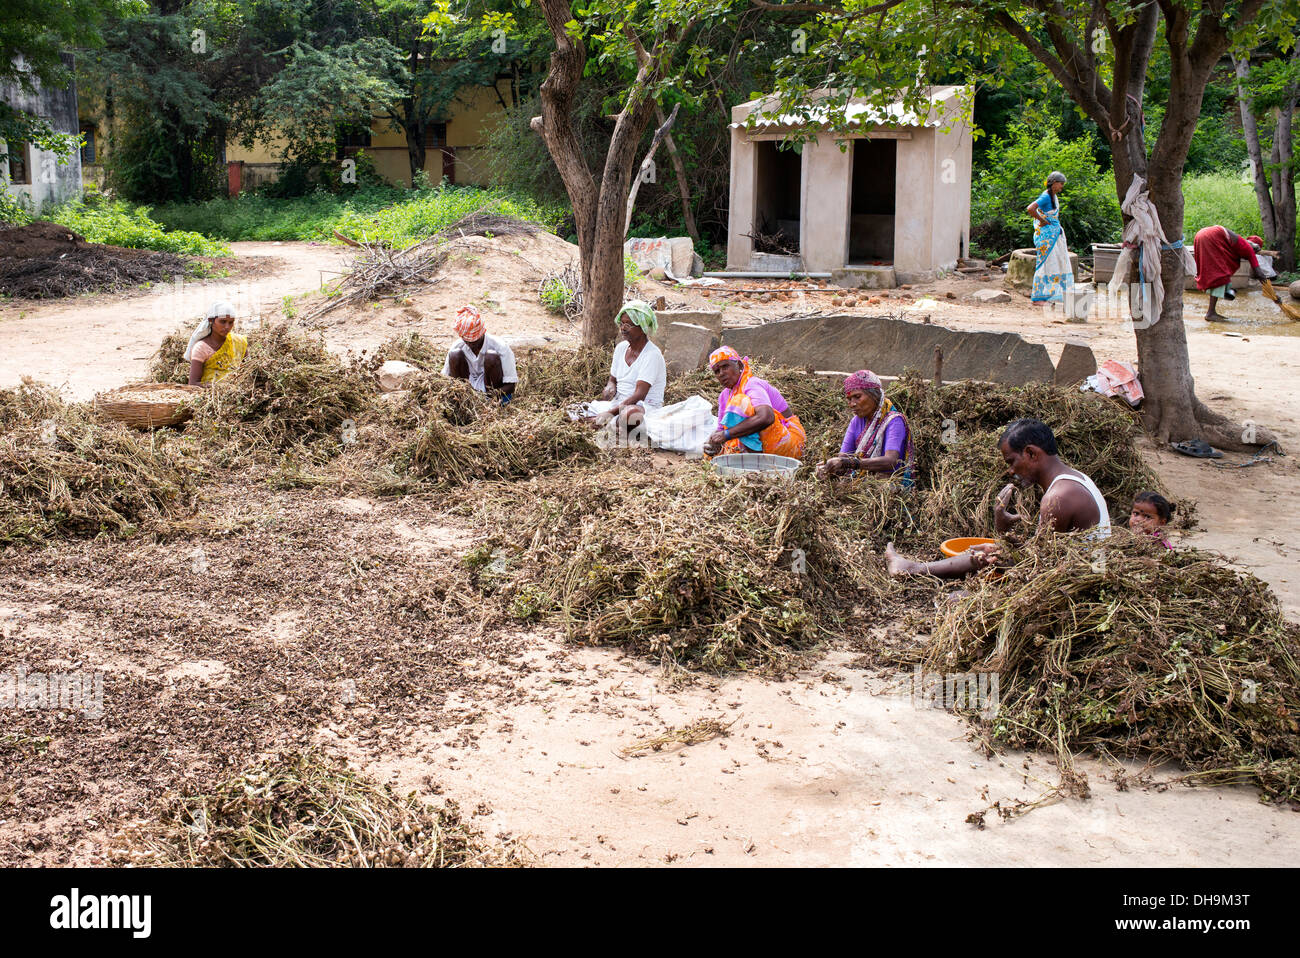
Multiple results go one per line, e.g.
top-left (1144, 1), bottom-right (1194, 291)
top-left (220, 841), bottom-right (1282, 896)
top-left (816, 369), bottom-right (915, 485)
top-left (702, 346), bottom-right (805, 459)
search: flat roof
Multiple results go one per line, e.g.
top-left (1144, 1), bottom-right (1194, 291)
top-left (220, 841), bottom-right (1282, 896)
top-left (731, 85), bottom-right (967, 131)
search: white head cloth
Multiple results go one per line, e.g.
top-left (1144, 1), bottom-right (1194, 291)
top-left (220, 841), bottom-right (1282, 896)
top-left (184, 301), bottom-right (236, 361)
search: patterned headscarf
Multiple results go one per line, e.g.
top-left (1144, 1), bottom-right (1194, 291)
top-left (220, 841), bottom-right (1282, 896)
top-left (843, 369), bottom-right (883, 397)
top-left (709, 346), bottom-right (741, 368)
top-left (454, 305), bottom-right (486, 342)
top-left (1246, 235), bottom-right (1264, 249)
top-left (710, 345), bottom-right (753, 394)
top-left (616, 300), bottom-right (657, 338)
top-left (845, 368), bottom-right (914, 469)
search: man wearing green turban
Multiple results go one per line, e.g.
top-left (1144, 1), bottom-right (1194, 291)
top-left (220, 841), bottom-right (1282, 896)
top-left (588, 299), bottom-right (667, 431)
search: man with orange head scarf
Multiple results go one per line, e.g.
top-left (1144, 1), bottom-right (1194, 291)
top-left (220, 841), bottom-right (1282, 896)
top-left (443, 305), bottom-right (518, 401)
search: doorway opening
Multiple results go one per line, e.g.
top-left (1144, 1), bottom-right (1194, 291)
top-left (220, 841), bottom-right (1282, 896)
top-left (848, 139), bottom-right (896, 264)
top-left (753, 141), bottom-right (801, 255)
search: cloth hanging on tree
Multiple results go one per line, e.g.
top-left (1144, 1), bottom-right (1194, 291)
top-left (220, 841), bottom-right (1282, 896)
top-left (1107, 176), bottom-right (1196, 324)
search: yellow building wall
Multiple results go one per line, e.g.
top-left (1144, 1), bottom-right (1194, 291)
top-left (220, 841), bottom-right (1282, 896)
top-left (77, 72), bottom-right (516, 192)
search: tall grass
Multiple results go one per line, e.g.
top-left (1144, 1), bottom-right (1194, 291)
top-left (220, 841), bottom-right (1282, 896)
top-left (153, 185), bottom-right (567, 248)
top-left (1181, 172), bottom-right (1267, 242)
top-left (48, 196), bottom-right (230, 256)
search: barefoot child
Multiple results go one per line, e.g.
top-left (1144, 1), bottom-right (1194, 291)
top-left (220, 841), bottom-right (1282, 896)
top-left (1129, 491), bottom-right (1173, 548)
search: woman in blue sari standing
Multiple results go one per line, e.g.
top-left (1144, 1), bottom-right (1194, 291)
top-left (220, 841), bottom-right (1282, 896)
top-left (1026, 171), bottom-right (1073, 304)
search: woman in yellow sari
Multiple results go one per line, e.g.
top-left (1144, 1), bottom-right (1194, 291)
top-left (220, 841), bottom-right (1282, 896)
top-left (185, 301), bottom-right (248, 385)
top-left (702, 346), bottom-right (806, 458)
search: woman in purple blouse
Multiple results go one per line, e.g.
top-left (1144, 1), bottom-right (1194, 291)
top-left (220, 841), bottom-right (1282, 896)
top-left (815, 369), bottom-right (915, 485)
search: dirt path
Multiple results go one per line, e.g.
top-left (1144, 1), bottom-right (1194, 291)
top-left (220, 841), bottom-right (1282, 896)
top-left (353, 638), bottom-right (1300, 867)
top-left (5, 486), bottom-right (1294, 868)
top-left (3, 244), bottom-right (1298, 866)
top-left (0, 241), bottom-right (349, 400)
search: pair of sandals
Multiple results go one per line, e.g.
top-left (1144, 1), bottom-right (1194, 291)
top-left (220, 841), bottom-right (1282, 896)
top-left (1170, 439), bottom-right (1223, 459)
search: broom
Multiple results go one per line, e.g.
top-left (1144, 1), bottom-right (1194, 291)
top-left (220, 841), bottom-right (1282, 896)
top-left (1261, 279), bottom-right (1300, 321)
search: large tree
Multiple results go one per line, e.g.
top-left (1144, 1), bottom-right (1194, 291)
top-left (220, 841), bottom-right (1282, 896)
top-left (760, 0), bottom-right (1296, 449)
top-left (502, 0), bottom-right (739, 345)
top-left (1, 0), bottom-right (140, 178)
top-left (1232, 39), bottom-right (1299, 270)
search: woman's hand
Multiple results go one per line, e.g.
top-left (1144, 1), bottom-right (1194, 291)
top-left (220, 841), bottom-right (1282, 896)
top-left (704, 429), bottom-right (729, 456)
top-left (817, 456), bottom-right (849, 479)
top-left (969, 543), bottom-right (1004, 568)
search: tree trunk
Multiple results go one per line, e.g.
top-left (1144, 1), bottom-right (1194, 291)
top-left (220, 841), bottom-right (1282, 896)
top-left (406, 116), bottom-right (426, 186)
top-left (404, 31), bottom-right (425, 186)
top-left (655, 104), bottom-right (700, 244)
top-left (1232, 54), bottom-right (1279, 248)
top-left (1274, 96), bottom-right (1297, 270)
top-left (534, 0), bottom-right (661, 345)
top-left (1272, 45), bottom-right (1300, 271)
top-left (1135, 173), bottom-right (1277, 450)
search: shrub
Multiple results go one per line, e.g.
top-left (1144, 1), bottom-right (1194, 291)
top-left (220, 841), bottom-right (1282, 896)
top-left (49, 195), bottom-right (229, 256)
top-left (1182, 172), bottom-right (1267, 242)
top-left (970, 119), bottom-right (1122, 258)
top-left (154, 184), bottom-right (564, 249)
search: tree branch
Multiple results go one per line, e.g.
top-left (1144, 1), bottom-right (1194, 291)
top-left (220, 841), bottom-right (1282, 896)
top-left (988, 9), bottom-right (1108, 124)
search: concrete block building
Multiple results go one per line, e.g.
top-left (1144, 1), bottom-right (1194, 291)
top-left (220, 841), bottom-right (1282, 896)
top-left (1, 55), bottom-right (83, 214)
top-left (727, 86), bottom-right (973, 287)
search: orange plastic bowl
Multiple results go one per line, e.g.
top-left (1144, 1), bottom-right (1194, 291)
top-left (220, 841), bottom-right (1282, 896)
top-left (940, 536), bottom-right (997, 558)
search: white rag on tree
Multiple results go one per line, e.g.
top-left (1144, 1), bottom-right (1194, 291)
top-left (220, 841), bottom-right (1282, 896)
top-left (1107, 176), bottom-right (1196, 325)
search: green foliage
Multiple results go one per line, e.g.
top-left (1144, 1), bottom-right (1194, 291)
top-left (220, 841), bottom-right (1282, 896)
top-left (624, 254), bottom-right (641, 285)
top-left (538, 276), bottom-right (573, 314)
top-left (1182, 172), bottom-right (1267, 241)
top-left (48, 193), bottom-right (229, 256)
top-left (0, 0), bottom-right (140, 159)
top-left (331, 185), bottom-right (566, 248)
top-left (154, 184), bottom-right (565, 248)
top-left (262, 148), bottom-right (388, 199)
top-left (250, 38), bottom-right (406, 165)
top-left (970, 119), bottom-right (1121, 258)
top-left (0, 190), bottom-right (32, 225)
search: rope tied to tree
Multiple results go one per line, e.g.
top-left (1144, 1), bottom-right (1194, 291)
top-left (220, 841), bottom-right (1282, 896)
top-left (1107, 177), bottom-right (1196, 325)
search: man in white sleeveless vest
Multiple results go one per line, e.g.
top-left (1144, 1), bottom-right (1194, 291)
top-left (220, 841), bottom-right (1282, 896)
top-left (886, 418), bottom-right (1109, 577)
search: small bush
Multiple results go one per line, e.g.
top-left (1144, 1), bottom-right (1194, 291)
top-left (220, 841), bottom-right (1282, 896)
top-left (49, 195), bottom-right (229, 256)
top-left (970, 118), bottom-right (1121, 258)
top-left (1182, 172), bottom-right (1267, 243)
top-left (154, 185), bottom-right (564, 249)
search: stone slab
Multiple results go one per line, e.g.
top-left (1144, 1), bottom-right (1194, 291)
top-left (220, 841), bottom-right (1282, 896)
top-left (971, 288), bottom-right (1011, 303)
top-left (721, 314), bottom-right (1055, 385)
top-left (624, 236), bottom-right (695, 278)
top-left (831, 265), bottom-right (898, 290)
top-left (377, 360), bottom-right (421, 392)
top-left (1005, 248), bottom-right (1080, 290)
top-left (655, 309), bottom-right (723, 336)
top-left (659, 322), bottom-right (720, 377)
top-left (1053, 341), bottom-right (1096, 385)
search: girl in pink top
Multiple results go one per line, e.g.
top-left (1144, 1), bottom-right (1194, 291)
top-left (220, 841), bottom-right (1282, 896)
top-left (1129, 491), bottom-right (1174, 548)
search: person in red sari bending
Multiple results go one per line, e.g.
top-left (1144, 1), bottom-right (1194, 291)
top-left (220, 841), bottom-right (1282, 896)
top-left (1193, 226), bottom-right (1270, 322)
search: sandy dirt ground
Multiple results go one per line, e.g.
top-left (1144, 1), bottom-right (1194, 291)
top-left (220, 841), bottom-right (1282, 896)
top-left (0, 241), bottom-right (350, 401)
top-left (3, 238), bottom-right (1298, 866)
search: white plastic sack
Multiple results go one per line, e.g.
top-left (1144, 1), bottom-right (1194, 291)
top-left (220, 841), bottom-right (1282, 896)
top-left (642, 396), bottom-right (715, 454)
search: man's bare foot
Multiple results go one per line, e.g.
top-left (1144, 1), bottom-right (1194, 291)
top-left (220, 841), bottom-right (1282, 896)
top-left (1206, 313), bottom-right (1228, 323)
top-left (884, 542), bottom-right (919, 577)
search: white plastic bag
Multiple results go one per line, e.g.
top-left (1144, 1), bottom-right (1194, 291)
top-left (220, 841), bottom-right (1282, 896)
top-left (643, 396), bottom-right (715, 454)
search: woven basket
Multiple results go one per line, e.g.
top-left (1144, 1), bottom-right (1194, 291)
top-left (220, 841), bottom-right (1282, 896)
top-left (95, 382), bottom-right (204, 429)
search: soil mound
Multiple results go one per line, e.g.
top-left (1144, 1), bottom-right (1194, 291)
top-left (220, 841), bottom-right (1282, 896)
top-left (0, 220), bottom-right (187, 299)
